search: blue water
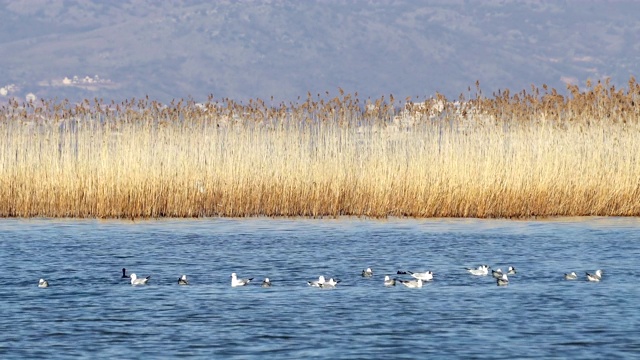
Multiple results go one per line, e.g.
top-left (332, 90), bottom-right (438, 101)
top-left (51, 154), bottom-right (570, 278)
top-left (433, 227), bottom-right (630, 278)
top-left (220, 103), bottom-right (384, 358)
top-left (1, 217), bottom-right (639, 359)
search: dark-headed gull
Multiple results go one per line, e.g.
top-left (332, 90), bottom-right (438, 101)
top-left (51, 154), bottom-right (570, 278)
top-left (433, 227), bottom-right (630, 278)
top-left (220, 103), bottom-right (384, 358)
top-left (362, 268), bottom-right (373, 277)
top-left (178, 274), bottom-right (189, 285)
top-left (492, 269), bottom-right (504, 279)
top-left (130, 273), bottom-right (150, 286)
top-left (231, 273), bottom-right (253, 287)
top-left (496, 273), bottom-right (509, 286)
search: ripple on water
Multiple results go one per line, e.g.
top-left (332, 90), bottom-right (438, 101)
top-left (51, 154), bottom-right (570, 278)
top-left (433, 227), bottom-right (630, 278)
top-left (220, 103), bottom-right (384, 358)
top-left (0, 217), bottom-right (639, 359)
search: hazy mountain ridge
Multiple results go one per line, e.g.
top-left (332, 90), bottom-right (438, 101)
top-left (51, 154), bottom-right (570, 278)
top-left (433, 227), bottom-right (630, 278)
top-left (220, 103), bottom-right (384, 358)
top-left (1, 0), bottom-right (638, 104)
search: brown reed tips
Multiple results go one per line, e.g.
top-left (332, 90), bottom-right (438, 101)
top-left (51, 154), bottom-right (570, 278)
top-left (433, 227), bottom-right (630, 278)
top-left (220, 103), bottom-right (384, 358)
top-left (1, 78), bottom-right (640, 218)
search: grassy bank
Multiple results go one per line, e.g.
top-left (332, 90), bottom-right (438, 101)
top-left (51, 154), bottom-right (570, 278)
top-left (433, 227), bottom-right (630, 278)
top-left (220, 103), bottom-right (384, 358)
top-left (1, 79), bottom-right (639, 218)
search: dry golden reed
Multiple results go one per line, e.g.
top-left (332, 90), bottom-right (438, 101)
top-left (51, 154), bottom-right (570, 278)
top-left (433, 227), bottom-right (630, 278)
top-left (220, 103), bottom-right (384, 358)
top-left (1, 78), bottom-right (640, 218)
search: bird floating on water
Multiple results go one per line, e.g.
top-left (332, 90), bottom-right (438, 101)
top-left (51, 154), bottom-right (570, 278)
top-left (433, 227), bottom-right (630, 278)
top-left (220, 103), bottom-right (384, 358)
top-left (362, 268), bottom-right (373, 277)
top-left (492, 269), bottom-right (504, 279)
top-left (384, 275), bottom-right (396, 287)
top-left (398, 278), bottom-right (423, 288)
top-left (466, 265), bottom-right (490, 276)
top-left (564, 272), bottom-right (578, 280)
top-left (262, 278), bottom-right (272, 288)
top-left (178, 274), bottom-right (189, 285)
top-left (586, 269), bottom-right (603, 282)
top-left (130, 273), bottom-right (151, 286)
top-left (397, 270), bottom-right (433, 281)
top-left (38, 279), bottom-right (49, 288)
top-left (231, 273), bottom-right (253, 287)
top-left (320, 278), bottom-right (340, 288)
top-left (307, 276), bottom-right (326, 287)
top-left (496, 273), bottom-right (509, 286)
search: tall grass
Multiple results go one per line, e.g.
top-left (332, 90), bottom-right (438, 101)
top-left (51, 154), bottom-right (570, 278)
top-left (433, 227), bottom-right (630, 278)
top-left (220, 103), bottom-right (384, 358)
top-left (1, 79), bottom-right (640, 218)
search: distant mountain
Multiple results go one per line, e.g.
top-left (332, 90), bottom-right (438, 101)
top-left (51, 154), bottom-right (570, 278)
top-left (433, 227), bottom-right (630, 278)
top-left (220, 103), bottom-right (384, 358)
top-left (1, 0), bottom-right (638, 104)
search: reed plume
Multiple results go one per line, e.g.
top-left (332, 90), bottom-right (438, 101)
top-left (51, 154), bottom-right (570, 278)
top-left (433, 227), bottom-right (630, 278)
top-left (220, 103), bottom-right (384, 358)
top-left (1, 78), bottom-right (639, 218)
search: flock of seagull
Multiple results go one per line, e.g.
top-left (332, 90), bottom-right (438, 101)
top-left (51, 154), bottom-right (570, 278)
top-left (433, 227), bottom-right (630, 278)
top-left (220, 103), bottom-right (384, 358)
top-left (35, 265), bottom-right (604, 288)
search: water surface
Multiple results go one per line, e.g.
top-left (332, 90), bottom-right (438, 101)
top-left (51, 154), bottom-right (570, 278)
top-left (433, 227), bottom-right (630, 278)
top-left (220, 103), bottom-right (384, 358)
top-left (1, 217), bottom-right (639, 358)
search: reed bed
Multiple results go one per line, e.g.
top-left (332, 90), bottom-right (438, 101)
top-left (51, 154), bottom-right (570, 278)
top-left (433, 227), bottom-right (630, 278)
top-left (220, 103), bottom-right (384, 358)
top-left (1, 78), bottom-right (640, 218)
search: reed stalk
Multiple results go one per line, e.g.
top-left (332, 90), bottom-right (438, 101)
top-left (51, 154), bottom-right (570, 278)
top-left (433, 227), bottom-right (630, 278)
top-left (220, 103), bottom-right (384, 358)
top-left (1, 78), bottom-right (639, 218)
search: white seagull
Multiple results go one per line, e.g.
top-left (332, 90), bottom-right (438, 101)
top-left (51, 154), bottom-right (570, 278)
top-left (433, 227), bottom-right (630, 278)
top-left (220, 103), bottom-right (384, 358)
top-left (564, 272), bottom-right (578, 280)
top-left (178, 274), bottom-right (189, 285)
top-left (398, 278), bottom-right (423, 288)
top-left (231, 273), bottom-right (253, 287)
top-left (466, 265), bottom-right (490, 276)
top-left (130, 273), bottom-right (151, 286)
top-left (320, 278), bottom-right (340, 288)
top-left (362, 268), bottom-right (373, 277)
top-left (384, 275), bottom-right (396, 287)
top-left (262, 278), bottom-right (272, 288)
top-left (397, 270), bottom-right (433, 281)
top-left (307, 276), bottom-right (326, 287)
top-left (507, 266), bottom-right (517, 275)
top-left (409, 270), bottom-right (433, 281)
top-left (38, 279), bottom-right (49, 288)
top-left (586, 269), bottom-right (603, 282)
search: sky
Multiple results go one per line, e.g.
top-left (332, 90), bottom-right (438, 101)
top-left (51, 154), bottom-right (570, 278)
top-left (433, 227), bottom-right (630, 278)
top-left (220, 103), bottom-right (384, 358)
top-left (1, 0), bottom-right (639, 105)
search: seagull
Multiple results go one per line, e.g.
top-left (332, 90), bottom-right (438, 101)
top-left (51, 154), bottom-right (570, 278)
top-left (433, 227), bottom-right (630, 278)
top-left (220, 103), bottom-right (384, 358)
top-left (231, 273), bottom-right (253, 287)
top-left (564, 272), bottom-right (578, 280)
top-left (320, 278), bottom-right (340, 288)
top-left (397, 270), bottom-right (433, 281)
top-left (121, 268), bottom-right (129, 278)
top-left (362, 268), bottom-right (373, 277)
top-left (130, 273), bottom-right (150, 286)
top-left (384, 275), bottom-right (396, 287)
top-left (261, 278), bottom-right (272, 288)
top-left (38, 279), bottom-right (49, 288)
top-left (492, 269), bottom-right (504, 279)
top-left (178, 274), bottom-right (189, 285)
top-left (398, 278), bottom-right (423, 288)
top-left (466, 265), bottom-right (490, 276)
top-left (586, 269), bottom-right (603, 282)
top-left (507, 266), bottom-right (517, 275)
top-left (307, 276), bottom-right (326, 287)
top-left (496, 273), bottom-right (509, 286)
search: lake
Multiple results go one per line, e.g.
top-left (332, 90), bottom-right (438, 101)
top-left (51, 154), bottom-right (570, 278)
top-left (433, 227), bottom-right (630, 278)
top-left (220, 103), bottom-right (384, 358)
top-left (1, 217), bottom-right (639, 359)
